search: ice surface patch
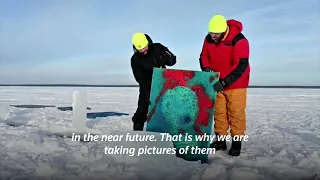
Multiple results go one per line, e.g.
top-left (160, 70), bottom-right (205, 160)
top-left (35, 163), bottom-right (56, 177)
top-left (230, 168), bottom-right (259, 180)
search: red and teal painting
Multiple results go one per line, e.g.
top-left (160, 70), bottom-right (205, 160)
top-left (146, 68), bottom-right (220, 163)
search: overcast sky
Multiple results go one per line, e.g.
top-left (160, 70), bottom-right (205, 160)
top-left (0, 0), bottom-right (319, 85)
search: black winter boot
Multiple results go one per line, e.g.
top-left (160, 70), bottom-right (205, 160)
top-left (133, 123), bottom-right (144, 131)
top-left (210, 134), bottom-right (227, 151)
top-left (228, 140), bottom-right (241, 156)
top-left (173, 144), bottom-right (183, 158)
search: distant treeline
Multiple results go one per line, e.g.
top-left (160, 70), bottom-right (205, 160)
top-left (0, 84), bottom-right (319, 89)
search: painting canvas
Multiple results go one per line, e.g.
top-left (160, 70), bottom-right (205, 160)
top-left (146, 68), bottom-right (220, 163)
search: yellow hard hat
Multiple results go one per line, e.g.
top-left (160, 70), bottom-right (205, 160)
top-left (132, 32), bottom-right (148, 50)
top-left (208, 15), bottom-right (228, 33)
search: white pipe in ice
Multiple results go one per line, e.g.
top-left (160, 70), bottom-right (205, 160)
top-left (72, 91), bottom-right (87, 133)
top-left (0, 103), bottom-right (9, 119)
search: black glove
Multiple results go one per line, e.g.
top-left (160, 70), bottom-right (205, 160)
top-left (157, 55), bottom-right (167, 66)
top-left (213, 80), bottom-right (224, 92)
top-left (203, 68), bottom-right (224, 92)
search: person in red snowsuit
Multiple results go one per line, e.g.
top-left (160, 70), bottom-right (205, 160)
top-left (199, 15), bottom-right (250, 156)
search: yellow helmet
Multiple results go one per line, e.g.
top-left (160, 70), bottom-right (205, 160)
top-left (132, 32), bottom-right (148, 50)
top-left (208, 15), bottom-right (228, 33)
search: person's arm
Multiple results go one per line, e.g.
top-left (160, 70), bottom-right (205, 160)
top-left (200, 37), bottom-right (212, 71)
top-left (220, 38), bottom-right (249, 88)
top-left (131, 57), bottom-right (151, 93)
top-left (159, 44), bottom-right (176, 66)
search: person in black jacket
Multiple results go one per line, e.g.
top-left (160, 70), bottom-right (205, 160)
top-left (130, 32), bottom-right (177, 131)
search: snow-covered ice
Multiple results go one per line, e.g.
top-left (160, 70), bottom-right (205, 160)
top-left (0, 86), bottom-right (319, 180)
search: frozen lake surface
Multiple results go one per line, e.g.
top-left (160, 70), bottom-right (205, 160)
top-left (0, 87), bottom-right (319, 180)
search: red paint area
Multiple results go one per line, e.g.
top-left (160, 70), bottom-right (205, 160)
top-left (148, 70), bottom-right (214, 135)
top-left (191, 85), bottom-right (214, 135)
top-left (209, 76), bottom-right (215, 83)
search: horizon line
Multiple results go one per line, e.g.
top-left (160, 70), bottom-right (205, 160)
top-left (0, 84), bottom-right (320, 89)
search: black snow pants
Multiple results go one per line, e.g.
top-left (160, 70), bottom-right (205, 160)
top-left (132, 91), bottom-right (149, 124)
